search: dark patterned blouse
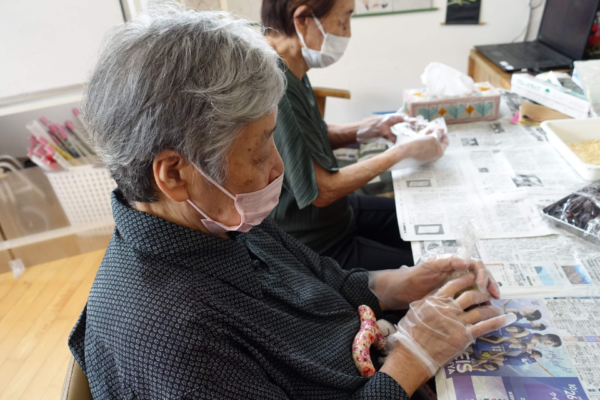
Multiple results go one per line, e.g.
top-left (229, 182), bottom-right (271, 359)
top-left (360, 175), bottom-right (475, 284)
top-left (68, 190), bottom-right (408, 399)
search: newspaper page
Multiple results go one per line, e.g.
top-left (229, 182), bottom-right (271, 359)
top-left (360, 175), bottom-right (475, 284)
top-left (411, 234), bottom-right (600, 298)
top-left (392, 96), bottom-right (588, 241)
top-left (436, 297), bottom-right (600, 400)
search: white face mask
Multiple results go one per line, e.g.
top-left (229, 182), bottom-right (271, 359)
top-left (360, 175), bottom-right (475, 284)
top-left (296, 15), bottom-right (350, 69)
top-left (187, 166), bottom-right (284, 235)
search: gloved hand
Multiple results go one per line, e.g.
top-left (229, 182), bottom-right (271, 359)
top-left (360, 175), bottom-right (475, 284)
top-left (369, 255), bottom-right (500, 310)
top-left (388, 273), bottom-right (516, 377)
top-left (400, 131), bottom-right (448, 162)
top-left (356, 114), bottom-right (406, 143)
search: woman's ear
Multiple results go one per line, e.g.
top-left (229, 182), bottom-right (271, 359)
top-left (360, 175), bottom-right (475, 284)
top-left (293, 5), bottom-right (310, 38)
top-left (152, 150), bottom-right (192, 203)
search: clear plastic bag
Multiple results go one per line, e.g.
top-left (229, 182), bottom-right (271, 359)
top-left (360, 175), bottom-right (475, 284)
top-left (574, 60), bottom-right (600, 117)
top-left (387, 116), bottom-right (448, 171)
top-left (9, 259), bottom-right (25, 279)
top-left (542, 181), bottom-right (600, 243)
top-left (449, 221), bottom-right (484, 297)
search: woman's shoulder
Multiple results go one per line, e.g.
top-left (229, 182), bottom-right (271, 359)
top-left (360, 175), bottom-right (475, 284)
top-left (89, 238), bottom-right (226, 320)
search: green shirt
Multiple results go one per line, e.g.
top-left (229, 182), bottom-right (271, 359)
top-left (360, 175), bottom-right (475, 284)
top-left (271, 67), bottom-right (355, 253)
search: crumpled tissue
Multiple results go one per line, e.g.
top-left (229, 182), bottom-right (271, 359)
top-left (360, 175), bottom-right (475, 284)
top-left (421, 62), bottom-right (475, 97)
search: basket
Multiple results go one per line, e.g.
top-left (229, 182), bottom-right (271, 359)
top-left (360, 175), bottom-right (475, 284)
top-left (44, 164), bottom-right (117, 226)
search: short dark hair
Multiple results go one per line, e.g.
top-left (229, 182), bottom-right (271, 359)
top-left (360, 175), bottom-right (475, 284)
top-left (544, 334), bottom-right (562, 347)
top-left (510, 325), bottom-right (526, 333)
top-left (536, 323), bottom-right (547, 331)
top-left (261, 0), bottom-right (338, 36)
top-left (485, 362), bottom-right (500, 371)
top-left (526, 310), bottom-right (542, 321)
top-left (531, 350), bottom-right (543, 358)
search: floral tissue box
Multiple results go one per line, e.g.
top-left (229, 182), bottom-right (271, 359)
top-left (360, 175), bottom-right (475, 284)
top-left (403, 82), bottom-right (501, 124)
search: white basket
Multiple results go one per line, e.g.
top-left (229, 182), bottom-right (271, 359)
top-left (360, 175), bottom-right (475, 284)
top-left (45, 164), bottom-right (117, 226)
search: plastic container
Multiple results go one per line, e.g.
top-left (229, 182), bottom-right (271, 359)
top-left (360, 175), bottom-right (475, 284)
top-left (44, 164), bottom-right (116, 226)
top-left (541, 118), bottom-right (600, 181)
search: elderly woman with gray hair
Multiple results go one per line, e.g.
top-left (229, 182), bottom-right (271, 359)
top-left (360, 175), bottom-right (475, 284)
top-left (69, 5), bottom-right (511, 400)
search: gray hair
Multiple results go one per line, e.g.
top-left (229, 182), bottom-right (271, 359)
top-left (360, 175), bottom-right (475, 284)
top-left (83, 3), bottom-right (286, 203)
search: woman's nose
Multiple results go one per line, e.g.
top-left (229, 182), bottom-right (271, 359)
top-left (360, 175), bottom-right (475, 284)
top-left (269, 152), bottom-right (284, 184)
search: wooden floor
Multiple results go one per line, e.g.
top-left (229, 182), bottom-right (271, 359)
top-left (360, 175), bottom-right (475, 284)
top-left (0, 250), bottom-right (104, 400)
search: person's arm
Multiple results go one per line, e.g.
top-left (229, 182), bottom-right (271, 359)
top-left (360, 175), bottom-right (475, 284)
top-left (327, 121), bottom-right (363, 149)
top-left (511, 329), bottom-right (530, 339)
top-left (534, 363), bottom-right (554, 377)
top-left (378, 343), bottom-right (430, 397)
top-left (312, 145), bottom-right (407, 207)
top-left (490, 352), bottom-right (508, 360)
top-left (327, 114), bottom-right (405, 150)
top-left (313, 135), bottom-right (444, 207)
top-left (479, 335), bottom-right (508, 344)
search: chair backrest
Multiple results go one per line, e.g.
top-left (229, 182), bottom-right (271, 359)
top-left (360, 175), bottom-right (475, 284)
top-left (61, 356), bottom-right (93, 400)
top-left (312, 87), bottom-right (351, 118)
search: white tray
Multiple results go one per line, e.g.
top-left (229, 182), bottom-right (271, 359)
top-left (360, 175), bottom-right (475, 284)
top-left (541, 118), bottom-right (600, 181)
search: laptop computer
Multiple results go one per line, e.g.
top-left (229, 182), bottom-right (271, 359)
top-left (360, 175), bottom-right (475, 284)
top-left (476, 0), bottom-right (600, 72)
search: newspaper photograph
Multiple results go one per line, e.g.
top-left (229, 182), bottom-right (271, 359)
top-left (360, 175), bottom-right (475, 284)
top-left (436, 298), bottom-right (600, 400)
top-left (412, 234), bottom-right (600, 298)
top-left (392, 98), bottom-right (588, 241)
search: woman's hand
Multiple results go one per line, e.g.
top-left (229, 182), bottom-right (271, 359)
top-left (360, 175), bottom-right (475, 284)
top-left (356, 114), bottom-right (406, 143)
top-left (399, 130), bottom-right (447, 162)
top-left (383, 274), bottom-right (515, 382)
top-left (369, 255), bottom-right (500, 310)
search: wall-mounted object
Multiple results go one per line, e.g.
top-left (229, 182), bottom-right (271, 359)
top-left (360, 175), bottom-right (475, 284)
top-left (353, 0), bottom-right (437, 18)
top-left (445, 0), bottom-right (482, 25)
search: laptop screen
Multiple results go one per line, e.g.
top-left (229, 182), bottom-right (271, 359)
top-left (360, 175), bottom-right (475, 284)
top-left (538, 0), bottom-right (600, 60)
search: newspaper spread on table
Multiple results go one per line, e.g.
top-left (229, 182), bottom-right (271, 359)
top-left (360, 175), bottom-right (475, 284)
top-left (435, 297), bottom-right (600, 400)
top-left (392, 94), bottom-right (589, 241)
top-left (411, 234), bottom-right (600, 298)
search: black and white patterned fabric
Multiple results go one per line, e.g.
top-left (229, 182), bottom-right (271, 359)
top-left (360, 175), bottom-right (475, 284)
top-left (68, 190), bottom-right (408, 399)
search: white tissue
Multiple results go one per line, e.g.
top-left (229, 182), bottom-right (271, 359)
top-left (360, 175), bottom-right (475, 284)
top-left (421, 62), bottom-right (475, 97)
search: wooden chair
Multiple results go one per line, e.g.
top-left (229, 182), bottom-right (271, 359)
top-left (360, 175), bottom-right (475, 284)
top-left (61, 356), bottom-right (93, 400)
top-left (312, 87), bottom-right (351, 118)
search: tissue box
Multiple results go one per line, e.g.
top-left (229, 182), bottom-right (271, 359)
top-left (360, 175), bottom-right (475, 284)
top-left (404, 82), bottom-right (501, 124)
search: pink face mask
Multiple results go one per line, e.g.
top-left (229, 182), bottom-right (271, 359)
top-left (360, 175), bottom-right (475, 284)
top-left (187, 165), bottom-right (284, 234)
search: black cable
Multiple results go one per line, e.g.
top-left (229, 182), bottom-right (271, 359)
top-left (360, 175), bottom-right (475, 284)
top-left (512, 0), bottom-right (534, 43)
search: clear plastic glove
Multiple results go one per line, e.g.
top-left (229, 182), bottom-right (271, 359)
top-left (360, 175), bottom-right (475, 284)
top-left (388, 273), bottom-right (516, 377)
top-left (369, 255), bottom-right (500, 310)
top-left (400, 132), bottom-right (447, 163)
top-left (356, 114), bottom-right (406, 143)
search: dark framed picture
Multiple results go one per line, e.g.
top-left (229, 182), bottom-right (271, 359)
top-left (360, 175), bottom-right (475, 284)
top-left (445, 0), bottom-right (481, 25)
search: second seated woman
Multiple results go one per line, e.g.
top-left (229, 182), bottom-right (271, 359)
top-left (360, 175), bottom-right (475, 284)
top-left (262, 0), bottom-right (448, 270)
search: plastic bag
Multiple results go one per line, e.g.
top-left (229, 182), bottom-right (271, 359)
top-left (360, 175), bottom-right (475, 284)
top-left (542, 181), bottom-right (600, 244)
top-left (387, 116), bottom-right (448, 171)
top-left (449, 221), bottom-right (482, 294)
top-left (574, 60), bottom-right (600, 117)
top-left (9, 259), bottom-right (25, 279)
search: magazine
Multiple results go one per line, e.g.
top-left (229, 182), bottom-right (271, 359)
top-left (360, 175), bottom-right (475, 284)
top-left (436, 298), bottom-right (600, 400)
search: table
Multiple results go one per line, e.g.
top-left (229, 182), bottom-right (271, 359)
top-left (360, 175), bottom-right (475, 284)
top-left (0, 167), bottom-right (113, 274)
top-left (392, 93), bottom-right (600, 298)
top-left (468, 49), bottom-right (513, 90)
top-left (467, 49), bottom-right (573, 91)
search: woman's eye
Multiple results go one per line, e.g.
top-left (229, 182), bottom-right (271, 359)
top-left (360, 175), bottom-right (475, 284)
top-left (254, 154), bottom-right (269, 164)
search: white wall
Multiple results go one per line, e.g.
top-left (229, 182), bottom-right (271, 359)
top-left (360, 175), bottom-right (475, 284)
top-left (308, 0), bottom-right (546, 124)
top-left (0, 0), bottom-right (124, 99)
